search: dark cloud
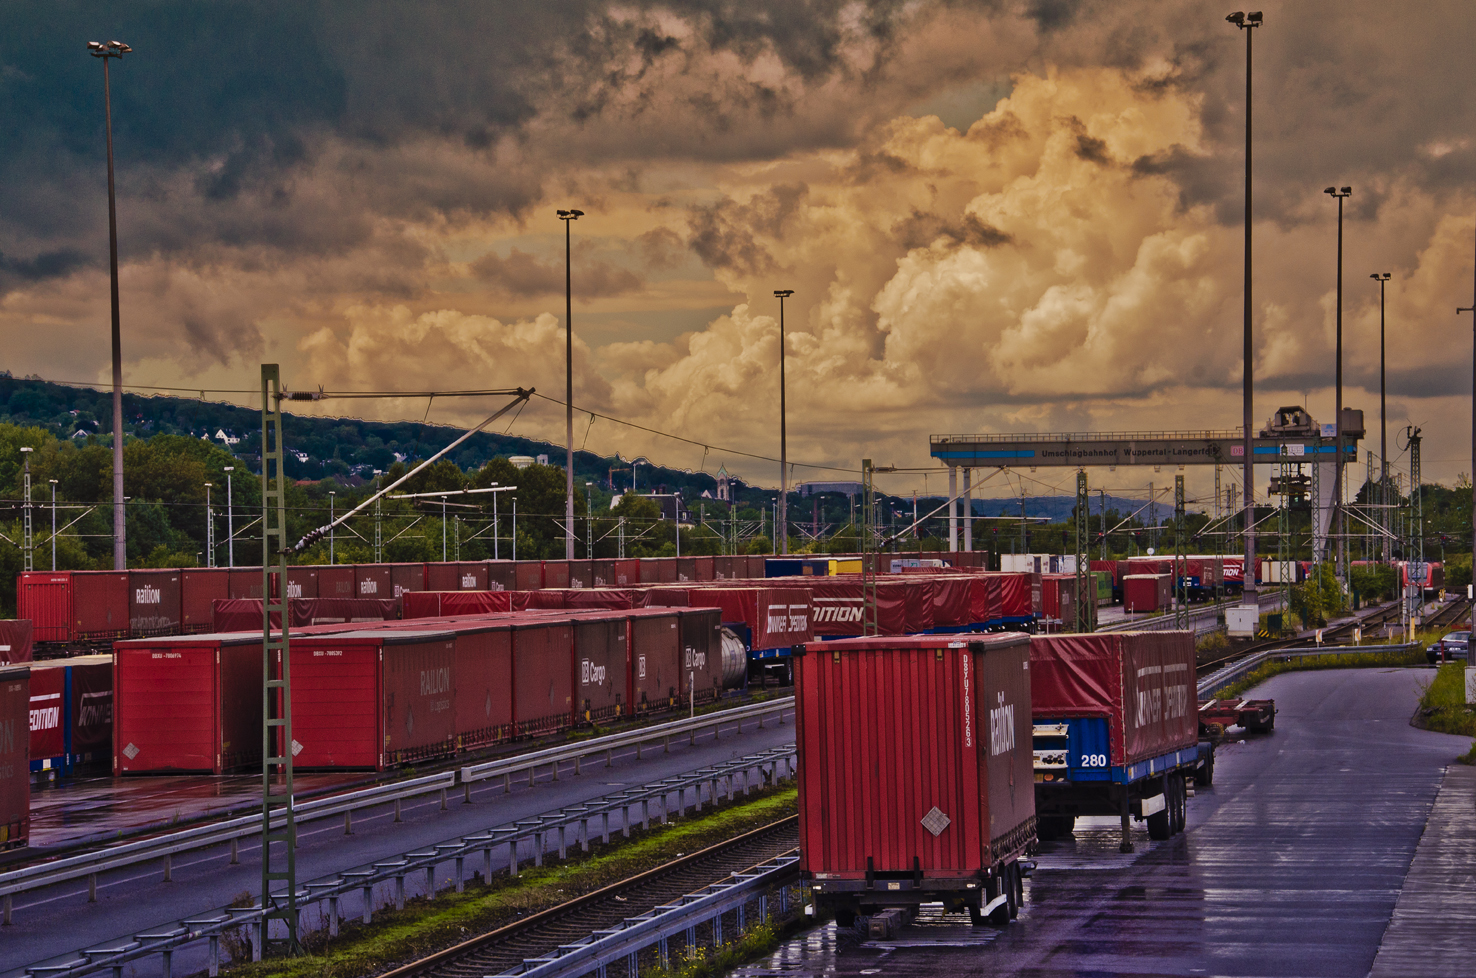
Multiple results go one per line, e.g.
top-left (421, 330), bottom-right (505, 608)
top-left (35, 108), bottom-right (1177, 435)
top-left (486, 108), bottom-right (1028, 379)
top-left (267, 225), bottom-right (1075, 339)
top-left (891, 210), bottom-right (1011, 250)
top-left (0, 247), bottom-right (90, 293)
top-left (686, 183), bottom-right (808, 274)
top-left (470, 247), bottom-right (643, 298)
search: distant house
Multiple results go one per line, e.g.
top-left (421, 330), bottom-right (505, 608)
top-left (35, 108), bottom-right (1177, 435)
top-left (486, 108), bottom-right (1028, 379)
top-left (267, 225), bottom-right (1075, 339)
top-left (215, 428), bottom-right (241, 446)
top-left (715, 465), bottom-right (731, 502)
top-left (290, 450), bottom-right (309, 463)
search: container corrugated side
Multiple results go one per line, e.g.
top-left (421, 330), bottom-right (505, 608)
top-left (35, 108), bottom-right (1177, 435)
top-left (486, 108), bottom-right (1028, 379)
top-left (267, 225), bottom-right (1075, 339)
top-left (573, 617), bottom-right (626, 720)
top-left (0, 665), bottom-right (30, 848)
top-left (355, 564), bottom-right (392, 599)
top-left (628, 610), bottom-right (681, 712)
top-left (181, 569), bottom-right (231, 632)
top-left (128, 570), bottom-right (182, 637)
top-left (451, 624), bottom-right (514, 750)
top-left (381, 633), bottom-right (456, 765)
top-left (18, 573), bottom-right (72, 644)
top-left (75, 572), bottom-right (130, 639)
top-left (512, 620), bottom-right (574, 736)
top-left (678, 607), bottom-right (723, 705)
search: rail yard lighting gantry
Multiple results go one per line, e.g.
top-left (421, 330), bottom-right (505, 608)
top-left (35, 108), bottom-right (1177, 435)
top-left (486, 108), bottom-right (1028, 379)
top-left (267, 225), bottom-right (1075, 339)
top-left (1325, 185), bottom-right (1352, 579)
top-left (558, 207), bottom-right (584, 561)
top-left (1371, 272), bottom-right (1391, 560)
top-left (49, 479), bottom-right (58, 571)
top-left (223, 466), bottom-right (234, 567)
top-left (774, 289), bottom-right (794, 555)
top-left (88, 39), bottom-right (133, 571)
top-left (1227, 10), bottom-right (1261, 605)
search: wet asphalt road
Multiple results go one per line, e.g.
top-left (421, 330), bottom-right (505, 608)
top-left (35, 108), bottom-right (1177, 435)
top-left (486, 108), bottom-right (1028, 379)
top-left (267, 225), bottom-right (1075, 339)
top-left (734, 667), bottom-right (1469, 978)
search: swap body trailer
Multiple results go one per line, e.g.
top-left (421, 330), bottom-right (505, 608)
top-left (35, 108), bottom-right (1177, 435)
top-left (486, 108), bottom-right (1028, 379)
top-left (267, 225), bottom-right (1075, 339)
top-left (1030, 631), bottom-right (1212, 851)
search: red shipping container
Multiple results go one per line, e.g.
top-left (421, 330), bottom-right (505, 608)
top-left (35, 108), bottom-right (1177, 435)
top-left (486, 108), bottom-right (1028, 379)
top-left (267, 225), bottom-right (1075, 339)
top-left (290, 629), bottom-right (456, 769)
top-left (627, 609), bottom-right (681, 712)
top-left (0, 620), bottom-right (34, 663)
top-left (640, 587), bottom-right (690, 608)
top-left (611, 559), bottom-right (641, 587)
top-left (212, 597), bottom-right (401, 631)
top-left (285, 566), bottom-right (320, 600)
top-left (113, 633), bottom-right (262, 774)
top-left (567, 561), bottom-right (592, 589)
top-left (905, 579), bottom-right (935, 633)
top-left (795, 634), bottom-right (1034, 890)
top-left (675, 558), bottom-right (697, 582)
top-left (0, 665), bottom-right (30, 849)
top-left (543, 561), bottom-right (572, 589)
top-left (447, 621), bottom-right (514, 750)
top-left (456, 563), bottom-right (490, 590)
top-left (390, 563), bottom-right (426, 597)
top-left (128, 570), bottom-right (182, 637)
top-left (18, 573), bottom-right (72, 643)
top-left (574, 617), bottom-right (627, 721)
top-left (678, 607), bottom-right (724, 705)
top-left (968, 575), bottom-right (1002, 625)
top-left (512, 619), bottom-right (574, 736)
top-left (181, 569), bottom-right (231, 632)
top-left (75, 571), bottom-right (131, 640)
top-left (693, 556), bottom-right (716, 581)
top-left (679, 586), bottom-right (812, 650)
top-left (590, 560), bottom-right (615, 587)
top-left (402, 591), bottom-right (511, 619)
top-left (1029, 631), bottom-right (1198, 766)
top-left (929, 577), bottom-right (973, 628)
top-left (228, 568), bottom-right (265, 600)
top-left (515, 561), bottom-right (544, 591)
top-left (28, 660), bottom-right (65, 761)
top-left (1123, 574), bottom-right (1171, 613)
top-left (318, 566), bottom-right (355, 599)
top-left (1089, 560), bottom-right (1120, 587)
top-left (657, 558), bottom-right (678, 583)
top-left (486, 562), bottom-right (518, 591)
top-left (638, 559), bottom-right (662, 585)
top-left (713, 556), bottom-right (734, 580)
top-left (355, 564), bottom-right (393, 599)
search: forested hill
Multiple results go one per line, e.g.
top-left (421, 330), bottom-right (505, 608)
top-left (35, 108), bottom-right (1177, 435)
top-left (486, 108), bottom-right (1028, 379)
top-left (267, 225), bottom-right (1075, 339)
top-left (0, 372), bottom-right (718, 494)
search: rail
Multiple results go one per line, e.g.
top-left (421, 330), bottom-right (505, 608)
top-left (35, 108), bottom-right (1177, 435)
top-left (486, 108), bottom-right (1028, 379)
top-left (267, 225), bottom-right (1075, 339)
top-left (489, 854), bottom-right (802, 978)
top-left (1197, 642), bottom-right (1420, 700)
top-left (9, 747), bottom-right (798, 978)
top-left (459, 697), bottom-right (795, 793)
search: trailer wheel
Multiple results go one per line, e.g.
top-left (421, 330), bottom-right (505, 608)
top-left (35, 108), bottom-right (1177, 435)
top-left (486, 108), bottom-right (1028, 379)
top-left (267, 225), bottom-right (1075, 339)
top-left (1194, 749), bottom-right (1215, 787)
top-left (1247, 711), bottom-right (1275, 734)
top-left (968, 902), bottom-right (985, 927)
top-left (1146, 792), bottom-right (1172, 840)
top-left (1170, 775), bottom-right (1186, 835)
top-left (1007, 862), bottom-right (1021, 919)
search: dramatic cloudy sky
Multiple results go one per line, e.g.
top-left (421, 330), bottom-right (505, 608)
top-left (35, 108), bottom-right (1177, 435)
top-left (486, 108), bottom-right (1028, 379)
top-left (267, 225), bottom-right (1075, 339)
top-left (3, 1), bottom-right (1474, 504)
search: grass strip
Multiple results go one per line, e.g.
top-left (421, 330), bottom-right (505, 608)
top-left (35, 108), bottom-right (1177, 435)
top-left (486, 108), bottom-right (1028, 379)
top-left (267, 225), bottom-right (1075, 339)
top-left (638, 916), bottom-right (821, 978)
top-left (1214, 646), bottom-right (1426, 701)
top-left (1413, 662), bottom-right (1476, 742)
top-left (223, 786), bottom-right (799, 978)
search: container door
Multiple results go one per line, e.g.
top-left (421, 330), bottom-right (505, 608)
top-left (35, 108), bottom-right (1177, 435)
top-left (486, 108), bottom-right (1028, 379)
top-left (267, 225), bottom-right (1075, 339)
top-left (18, 573), bottom-right (72, 644)
top-left (454, 627), bottom-right (513, 749)
top-left (115, 645), bottom-right (221, 773)
top-left (291, 641), bottom-right (379, 769)
top-left (382, 638), bottom-right (456, 764)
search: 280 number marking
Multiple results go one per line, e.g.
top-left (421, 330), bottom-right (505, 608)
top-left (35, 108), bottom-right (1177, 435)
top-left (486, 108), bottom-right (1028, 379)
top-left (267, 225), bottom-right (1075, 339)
top-left (1079, 754), bottom-right (1107, 768)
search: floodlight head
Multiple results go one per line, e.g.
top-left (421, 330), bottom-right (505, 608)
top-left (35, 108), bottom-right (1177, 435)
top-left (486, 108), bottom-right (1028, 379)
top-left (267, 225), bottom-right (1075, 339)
top-left (1371, 272), bottom-right (1391, 281)
top-left (1324, 186), bottom-right (1337, 195)
top-left (1226, 12), bottom-right (1245, 25)
top-left (571, 208), bottom-right (584, 217)
top-left (1340, 186), bottom-right (1352, 195)
top-left (1247, 11), bottom-right (1263, 24)
top-left (87, 41), bottom-right (104, 50)
top-left (774, 289), bottom-right (794, 298)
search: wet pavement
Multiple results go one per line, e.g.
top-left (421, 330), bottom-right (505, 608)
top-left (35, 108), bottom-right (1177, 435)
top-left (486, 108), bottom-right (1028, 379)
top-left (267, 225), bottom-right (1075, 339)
top-left (733, 667), bottom-right (1470, 978)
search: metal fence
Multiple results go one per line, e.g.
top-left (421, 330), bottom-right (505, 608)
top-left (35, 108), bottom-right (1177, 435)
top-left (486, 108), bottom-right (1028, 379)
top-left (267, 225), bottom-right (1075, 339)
top-left (9, 746), bottom-right (799, 978)
top-left (1197, 642), bottom-right (1420, 700)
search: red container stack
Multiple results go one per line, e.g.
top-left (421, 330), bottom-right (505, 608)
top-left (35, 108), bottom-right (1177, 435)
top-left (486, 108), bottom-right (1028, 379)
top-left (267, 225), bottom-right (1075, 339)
top-left (1123, 574), bottom-right (1171, 613)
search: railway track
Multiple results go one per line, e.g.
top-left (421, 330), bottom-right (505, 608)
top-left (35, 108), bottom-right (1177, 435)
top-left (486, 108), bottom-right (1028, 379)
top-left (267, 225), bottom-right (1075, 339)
top-left (381, 816), bottom-right (800, 978)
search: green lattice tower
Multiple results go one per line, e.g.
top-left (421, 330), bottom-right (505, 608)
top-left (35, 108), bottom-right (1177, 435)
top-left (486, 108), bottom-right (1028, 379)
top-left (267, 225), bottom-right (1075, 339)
top-left (861, 459), bottom-right (878, 636)
top-left (1174, 475), bottom-right (1187, 629)
top-left (21, 453), bottom-right (32, 573)
top-left (1277, 457), bottom-right (1291, 612)
top-left (1075, 470), bottom-right (1091, 632)
top-left (1409, 427), bottom-right (1422, 563)
top-left (259, 364), bottom-right (300, 956)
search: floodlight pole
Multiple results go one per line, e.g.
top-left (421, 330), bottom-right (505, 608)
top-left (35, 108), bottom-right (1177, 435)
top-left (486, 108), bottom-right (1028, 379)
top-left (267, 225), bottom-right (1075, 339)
top-left (1326, 186), bottom-right (1352, 579)
top-left (1371, 273), bottom-right (1391, 561)
top-left (1228, 11), bottom-right (1261, 606)
top-left (774, 289), bottom-right (794, 555)
top-left (558, 208), bottom-right (584, 561)
top-left (1459, 217), bottom-right (1476, 579)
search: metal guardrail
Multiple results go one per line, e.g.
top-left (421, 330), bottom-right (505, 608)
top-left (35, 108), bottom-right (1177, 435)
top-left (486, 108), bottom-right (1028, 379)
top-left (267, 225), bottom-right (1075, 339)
top-left (459, 697), bottom-right (794, 793)
top-left (0, 770), bottom-right (454, 918)
top-left (9, 746), bottom-right (798, 978)
top-left (1197, 642), bottom-right (1420, 700)
top-left (491, 853), bottom-right (802, 978)
top-left (2, 697), bottom-right (793, 923)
